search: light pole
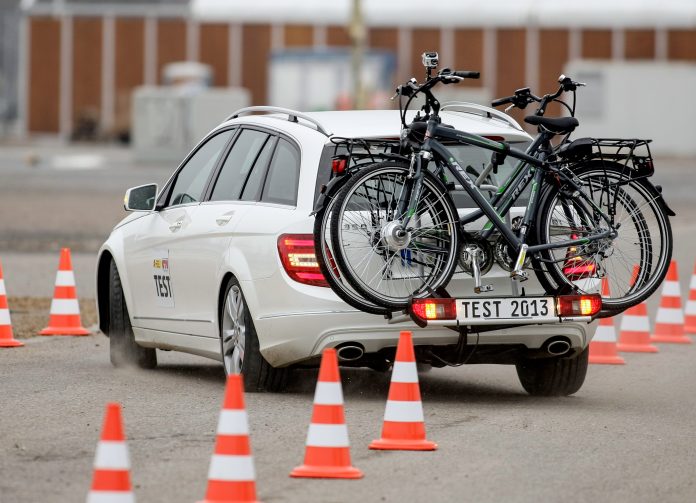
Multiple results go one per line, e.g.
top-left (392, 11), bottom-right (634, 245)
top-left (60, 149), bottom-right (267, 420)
top-left (349, 0), bottom-right (366, 109)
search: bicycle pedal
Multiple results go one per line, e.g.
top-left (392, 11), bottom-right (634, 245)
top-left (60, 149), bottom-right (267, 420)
top-left (474, 284), bottom-right (494, 294)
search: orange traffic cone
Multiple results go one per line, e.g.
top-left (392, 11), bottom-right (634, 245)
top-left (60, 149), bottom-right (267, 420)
top-left (0, 259), bottom-right (23, 348)
top-left (369, 331), bottom-right (437, 451)
top-left (589, 278), bottom-right (625, 365)
top-left (617, 266), bottom-right (658, 353)
top-left (199, 374), bottom-right (260, 503)
top-left (87, 403), bottom-right (135, 503)
top-left (290, 348), bottom-right (363, 479)
top-left (652, 260), bottom-right (691, 344)
top-left (39, 248), bottom-right (90, 336)
top-left (682, 260), bottom-right (696, 334)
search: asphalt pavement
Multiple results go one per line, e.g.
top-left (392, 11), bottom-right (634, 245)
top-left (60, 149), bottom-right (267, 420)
top-left (1, 145), bottom-right (695, 502)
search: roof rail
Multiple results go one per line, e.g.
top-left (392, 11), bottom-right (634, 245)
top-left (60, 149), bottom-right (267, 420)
top-left (440, 102), bottom-right (523, 131)
top-left (227, 106), bottom-right (332, 136)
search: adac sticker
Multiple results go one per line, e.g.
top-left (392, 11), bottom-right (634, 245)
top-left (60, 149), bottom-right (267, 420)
top-left (152, 250), bottom-right (174, 308)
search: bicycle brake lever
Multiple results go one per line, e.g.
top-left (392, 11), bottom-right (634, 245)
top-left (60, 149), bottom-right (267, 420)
top-left (505, 104), bottom-right (515, 113)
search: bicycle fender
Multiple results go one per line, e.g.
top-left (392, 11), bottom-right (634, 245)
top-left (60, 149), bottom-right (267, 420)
top-left (311, 175), bottom-right (351, 216)
top-left (650, 182), bottom-right (677, 217)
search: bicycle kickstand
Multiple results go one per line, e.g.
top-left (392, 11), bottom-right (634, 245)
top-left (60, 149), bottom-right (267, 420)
top-left (469, 246), bottom-right (494, 294)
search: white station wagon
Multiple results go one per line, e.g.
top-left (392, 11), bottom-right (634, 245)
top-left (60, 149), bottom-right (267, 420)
top-left (96, 106), bottom-right (596, 394)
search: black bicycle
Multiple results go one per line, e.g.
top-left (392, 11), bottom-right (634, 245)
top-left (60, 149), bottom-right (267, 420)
top-left (321, 55), bottom-right (673, 315)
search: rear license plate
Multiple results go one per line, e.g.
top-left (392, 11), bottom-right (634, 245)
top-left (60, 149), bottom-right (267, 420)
top-left (456, 297), bottom-right (557, 323)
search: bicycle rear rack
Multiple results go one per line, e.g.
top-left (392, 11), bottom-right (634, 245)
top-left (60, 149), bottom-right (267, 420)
top-left (557, 137), bottom-right (655, 178)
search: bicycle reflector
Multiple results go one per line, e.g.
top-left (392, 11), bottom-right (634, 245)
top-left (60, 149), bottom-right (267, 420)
top-left (277, 234), bottom-right (328, 287)
top-left (411, 298), bottom-right (457, 321)
top-left (556, 294), bottom-right (602, 317)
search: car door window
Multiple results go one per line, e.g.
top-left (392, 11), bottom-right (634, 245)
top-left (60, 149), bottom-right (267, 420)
top-left (210, 129), bottom-right (271, 202)
top-left (168, 130), bottom-right (234, 207)
top-left (261, 138), bottom-right (300, 206)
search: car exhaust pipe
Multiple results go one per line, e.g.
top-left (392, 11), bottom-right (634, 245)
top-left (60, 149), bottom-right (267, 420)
top-left (545, 338), bottom-right (571, 356)
top-left (336, 343), bottom-right (365, 362)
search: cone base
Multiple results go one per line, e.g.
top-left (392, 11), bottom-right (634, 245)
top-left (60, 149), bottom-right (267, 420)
top-left (0, 339), bottom-right (24, 347)
top-left (39, 326), bottom-right (91, 336)
top-left (290, 464), bottom-right (363, 479)
top-left (369, 438), bottom-right (438, 451)
top-left (589, 354), bottom-right (626, 365)
top-left (616, 343), bottom-right (659, 353)
top-left (651, 335), bottom-right (692, 344)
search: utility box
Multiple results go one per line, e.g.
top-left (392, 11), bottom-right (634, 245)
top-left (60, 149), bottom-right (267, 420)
top-left (132, 86), bottom-right (250, 162)
top-left (565, 60), bottom-right (696, 156)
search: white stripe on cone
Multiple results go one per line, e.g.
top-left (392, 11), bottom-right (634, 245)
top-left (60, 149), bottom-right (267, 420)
top-left (383, 400), bottom-right (425, 422)
top-left (0, 308), bottom-right (10, 325)
top-left (207, 455), bottom-right (256, 481)
top-left (656, 308), bottom-right (685, 323)
top-left (690, 275), bottom-right (696, 289)
top-left (661, 281), bottom-right (681, 297)
top-left (620, 314), bottom-right (650, 332)
top-left (391, 361), bottom-right (418, 383)
top-left (593, 324), bottom-right (618, 343)
top-left (313, 381), bottom-right (344, 405)
top-left (216, 410), bottom-right (249, 435)
top-left (86, 492), bottom-right (136, 503)
top-left (94, 442), bottom-right (130, 470)
top-left (49, 298), bottom-right (80, 315)
top-left (306, 423), bottom-right (350, 447)
top-left (55, 270), bottom-right (77, 287)
top-left (0, 279), bottom-right (5, 295)
top-left (685, 300), bottom-right (696, 316)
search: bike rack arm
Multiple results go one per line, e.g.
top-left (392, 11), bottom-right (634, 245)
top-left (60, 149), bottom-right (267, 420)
top-left (227, 106), bottom-right (333, 136)
top-left (440, 101), bottom-right (523, 131)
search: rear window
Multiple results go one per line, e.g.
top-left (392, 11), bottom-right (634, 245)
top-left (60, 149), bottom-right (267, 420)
top-left (314, 141), bottom-right (531, 209)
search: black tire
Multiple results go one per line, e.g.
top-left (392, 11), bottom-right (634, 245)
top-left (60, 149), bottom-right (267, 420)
top-left (109, 260), bottom-right (157, 369)
top-left (220, 277), bottom-right (289, 392)
top-left (535, 161), bottom-right (672, 314)
top-left (516, 346), bottom-right (589, 397)
top-left (330, 161), bottom-right (461, 310)
top-left (313, 178), bottom-right (392, 316)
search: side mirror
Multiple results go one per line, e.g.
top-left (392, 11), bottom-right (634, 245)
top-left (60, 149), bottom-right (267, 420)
top-left (124, 183), bottom-right (158, 212)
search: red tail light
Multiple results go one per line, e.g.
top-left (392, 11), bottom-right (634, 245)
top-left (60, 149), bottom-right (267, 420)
top-left (277, 234), bottom-right (329, 287)
top-left (557, 294), bottom-right (602, 317)
top-left (563, 233), bottom-right (596, 280)
top-left (332, 158), bottom-right (347, 175)
top-left (411, 298), bottom-right (457, 321)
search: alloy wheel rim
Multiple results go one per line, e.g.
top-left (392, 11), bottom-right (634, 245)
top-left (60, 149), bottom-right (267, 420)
top-left (222, 285), bottom-right (246, 374)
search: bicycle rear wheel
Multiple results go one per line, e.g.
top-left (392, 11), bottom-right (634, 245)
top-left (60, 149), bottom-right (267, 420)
top-left (536, 161), bottom-right (672, 314)
top-left (313, 176), bottom-right (392, 315)
top-left (329, 161), bottom-right (461, 310)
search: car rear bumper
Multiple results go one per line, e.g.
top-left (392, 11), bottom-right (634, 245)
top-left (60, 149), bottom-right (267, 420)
top-left (242, 274), bottom-right (595, 367)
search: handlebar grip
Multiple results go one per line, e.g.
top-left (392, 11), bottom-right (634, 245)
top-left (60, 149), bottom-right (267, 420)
top-left (491, 96), bottom-right (514, 107)
top-left (453, 71), bottom-right (480, 79)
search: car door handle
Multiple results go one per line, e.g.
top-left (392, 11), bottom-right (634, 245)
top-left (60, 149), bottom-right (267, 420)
top-left (216, 211), bottom-right (235, 226)
top-left (169, 220), bottom-right (183, 232)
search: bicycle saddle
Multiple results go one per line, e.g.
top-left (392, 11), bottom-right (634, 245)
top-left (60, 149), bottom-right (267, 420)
top-left (524, 115), bottom-right (579, 134)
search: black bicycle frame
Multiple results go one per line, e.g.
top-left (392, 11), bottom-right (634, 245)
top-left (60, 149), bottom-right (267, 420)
top-left (414, 120), bottom-right (615, 257)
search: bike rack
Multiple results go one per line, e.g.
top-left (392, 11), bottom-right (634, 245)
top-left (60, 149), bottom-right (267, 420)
top-left (440, 101), bottom-right (524, 131)
top-left (227, 106), bottom-right (333, 136)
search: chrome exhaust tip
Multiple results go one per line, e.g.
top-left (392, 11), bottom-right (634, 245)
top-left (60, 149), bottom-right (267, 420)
top-left (546, 338), bottom-right (572, 356)
top-left (336, 343), bottom-right (365, 362)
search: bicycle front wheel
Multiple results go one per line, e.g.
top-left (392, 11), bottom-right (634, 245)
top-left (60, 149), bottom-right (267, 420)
top-left (536, 161), bottom-right (672, 314)
top-left (330, 161), bottom-right (461, 310)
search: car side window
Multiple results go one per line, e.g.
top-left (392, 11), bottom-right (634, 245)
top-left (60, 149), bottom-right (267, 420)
top-left (210, 129), bottom-right (271, 202)
top-left (261, 138), bottom-right (300, 206)
top-left (167, 130), bottom-right (234, 207)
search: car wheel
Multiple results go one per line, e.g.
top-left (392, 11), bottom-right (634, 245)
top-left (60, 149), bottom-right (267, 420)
top-left (109, 260), bottom-right (157, 369)
top-left (515, 345), bottom-right (589, 397)
top-left (220, 277), bottom-right (289, 392)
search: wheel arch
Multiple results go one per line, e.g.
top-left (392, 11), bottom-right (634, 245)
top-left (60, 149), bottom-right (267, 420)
top-left (96, 249), bottom-right (114, 336)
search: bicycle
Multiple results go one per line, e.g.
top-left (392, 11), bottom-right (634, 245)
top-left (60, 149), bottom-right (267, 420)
top-left (324, 53), bottom-right (673, 316)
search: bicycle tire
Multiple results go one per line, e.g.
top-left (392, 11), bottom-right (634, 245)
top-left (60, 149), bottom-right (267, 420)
top-left (329, 160), bottom-right (461, 310)
top-left (535, 161), bottom-right (672, 314)
top-left (313, 175), bottom-right (393, 315)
